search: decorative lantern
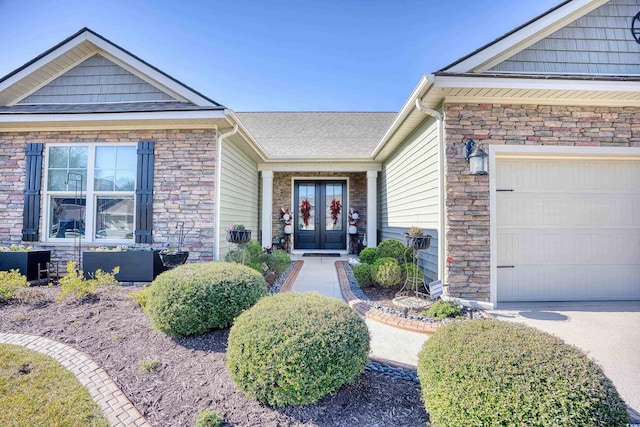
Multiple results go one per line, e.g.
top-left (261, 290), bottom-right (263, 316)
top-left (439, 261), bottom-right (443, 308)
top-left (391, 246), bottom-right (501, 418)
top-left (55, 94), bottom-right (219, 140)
top-left (463, 139), bottom-right (488, 175)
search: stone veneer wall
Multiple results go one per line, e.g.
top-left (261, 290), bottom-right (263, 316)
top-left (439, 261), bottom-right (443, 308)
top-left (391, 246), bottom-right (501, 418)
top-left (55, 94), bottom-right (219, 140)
top-left (0, 129), bottom-right (217, 266)
top-left (443, 103), bottom-right (640, 301)
top-left (272, 172), bottom-right (367, 248)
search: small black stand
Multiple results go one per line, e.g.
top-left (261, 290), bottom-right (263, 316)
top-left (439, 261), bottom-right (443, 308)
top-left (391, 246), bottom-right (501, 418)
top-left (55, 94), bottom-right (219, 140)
top-left (348, 233), bottom-right (359, 255)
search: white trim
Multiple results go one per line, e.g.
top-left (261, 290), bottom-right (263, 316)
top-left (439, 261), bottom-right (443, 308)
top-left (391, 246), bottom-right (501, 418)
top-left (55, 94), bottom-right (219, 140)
top-left (435, 74), bottom-right (640, 92)
top-left (366, 171), bottom-right (377, 249)
top-left (261, 171), bottom-right (274, 249)
top-left (258, 162), bottom-right (381, 172)
top-left (445, 0), bottom-right (607, 73)
top-left (443, 95), bottom-right (640, 109)
top-left (0, 110), bottom-right (226, 123)
top-left (488, 144), bottom-right (640, 307)
top-left (290, 176), bottom-right (350, 252)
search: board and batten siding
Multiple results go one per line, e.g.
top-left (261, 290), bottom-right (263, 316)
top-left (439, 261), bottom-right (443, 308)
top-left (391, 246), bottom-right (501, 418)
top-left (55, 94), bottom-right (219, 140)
top-left (490, 0), bottom-right (640, 75)
top-left (19, 54), bottom-right (175, 104)
top-left (378, 116), bottom-right (440, 281)
top-left (219, 139), bottom-right (260, 257)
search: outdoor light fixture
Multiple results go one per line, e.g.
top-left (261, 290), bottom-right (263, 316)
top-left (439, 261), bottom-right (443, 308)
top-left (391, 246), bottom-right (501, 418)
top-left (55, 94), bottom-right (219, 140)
top-left (463, 139), bottom-right (488, 175)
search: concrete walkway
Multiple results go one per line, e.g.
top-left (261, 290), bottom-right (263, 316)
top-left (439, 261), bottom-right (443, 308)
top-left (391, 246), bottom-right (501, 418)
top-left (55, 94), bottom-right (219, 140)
top-left (289, 255), bottom-right (428, 366)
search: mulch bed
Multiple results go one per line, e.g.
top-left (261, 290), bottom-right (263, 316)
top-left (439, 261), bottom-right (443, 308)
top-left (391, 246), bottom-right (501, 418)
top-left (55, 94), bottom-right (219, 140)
top-left (0, 286), bottom-right (429, 427)
top-left (360, 285), bottom-right (434, 316)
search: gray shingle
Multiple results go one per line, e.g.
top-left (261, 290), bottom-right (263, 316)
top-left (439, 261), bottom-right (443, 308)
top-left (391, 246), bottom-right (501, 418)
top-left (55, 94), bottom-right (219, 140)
top-left (236, 112), bottom-right (396, 159)
top-left (0, 101), bottom-right (223, 114)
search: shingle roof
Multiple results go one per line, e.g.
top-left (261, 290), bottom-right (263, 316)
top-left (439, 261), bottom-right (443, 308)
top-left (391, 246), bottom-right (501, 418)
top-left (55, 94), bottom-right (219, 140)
top-left (236, 112), bottom-right (396, 159)
top-left (0, 101), bottom-right (224, 114)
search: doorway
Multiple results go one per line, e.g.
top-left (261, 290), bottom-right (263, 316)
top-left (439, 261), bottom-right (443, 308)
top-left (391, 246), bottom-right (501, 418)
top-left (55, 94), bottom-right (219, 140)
top-left (294, 180), bottom-right (346, 250)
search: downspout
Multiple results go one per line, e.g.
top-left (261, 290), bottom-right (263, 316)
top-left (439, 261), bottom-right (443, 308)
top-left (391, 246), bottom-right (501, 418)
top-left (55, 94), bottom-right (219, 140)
top-left (414, 99), bottom-right (446, 283)
top-left (214, 124), bottom-right (238, 261)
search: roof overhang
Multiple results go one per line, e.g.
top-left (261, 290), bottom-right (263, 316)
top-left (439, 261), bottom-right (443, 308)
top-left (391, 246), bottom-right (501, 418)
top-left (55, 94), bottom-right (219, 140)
top-left (0, 109), bottom-right (228, 131)
top-left (258, 161), bottom-right (381, 173)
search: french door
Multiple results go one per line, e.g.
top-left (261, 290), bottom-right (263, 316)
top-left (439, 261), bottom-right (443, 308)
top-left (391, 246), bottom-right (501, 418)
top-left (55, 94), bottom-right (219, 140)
top-left (294, 180), bottom-right (346, 250)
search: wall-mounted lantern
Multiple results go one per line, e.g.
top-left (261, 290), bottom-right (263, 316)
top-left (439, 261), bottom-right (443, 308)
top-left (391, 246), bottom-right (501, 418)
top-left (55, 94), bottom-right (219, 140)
top-left (463, 139), bottom-right (488, 175)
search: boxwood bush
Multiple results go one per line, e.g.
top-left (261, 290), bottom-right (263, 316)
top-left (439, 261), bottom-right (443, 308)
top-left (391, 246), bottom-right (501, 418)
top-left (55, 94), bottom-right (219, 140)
top-left (352, 263), bottom-right (374, 287)
top-left (376, 239), bottom-right (407, 263)
top-left (147, 262), bottom-right (268, 337)
top-left (372, 257), bottom-right (401, 288)
top-left (418, 320), bottom-right (629, 427)
top-left (227, 292), bottom-right (370, 407)
top-left (358, 247), bottom-right (378, 265)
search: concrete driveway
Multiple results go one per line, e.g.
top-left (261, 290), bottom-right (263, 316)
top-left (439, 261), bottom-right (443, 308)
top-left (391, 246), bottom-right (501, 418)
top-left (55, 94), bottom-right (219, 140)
top-left (489, 301), bottom-right (640, 422)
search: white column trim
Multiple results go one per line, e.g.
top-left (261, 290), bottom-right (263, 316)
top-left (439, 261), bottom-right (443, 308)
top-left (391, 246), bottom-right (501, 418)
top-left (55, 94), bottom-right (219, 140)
top-left (366, 171), bottom-right (378, 248)
top-left (261, 170), bottom-right (274, 248)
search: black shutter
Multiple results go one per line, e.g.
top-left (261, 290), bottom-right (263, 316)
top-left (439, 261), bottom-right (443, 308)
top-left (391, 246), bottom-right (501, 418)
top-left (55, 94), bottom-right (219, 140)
top-left (22, 143), bottom-right (43, 242)
top-left (135, 141), bottom-right (155, 243)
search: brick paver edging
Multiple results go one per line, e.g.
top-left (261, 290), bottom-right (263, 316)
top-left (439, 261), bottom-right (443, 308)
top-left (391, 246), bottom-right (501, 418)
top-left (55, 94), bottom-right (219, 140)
top-left (279, 260), bottom-right (304, 292)
top-left (0, 333), bottom-right (151, 427)
top-left (335, 261), bottom-right (440, 335)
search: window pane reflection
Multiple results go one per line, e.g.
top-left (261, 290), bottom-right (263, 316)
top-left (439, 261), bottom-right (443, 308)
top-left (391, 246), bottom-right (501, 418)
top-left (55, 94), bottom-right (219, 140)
top-left (95, 197), bottom-right (134, 240)
top-left (49, 197), bottom-right (86, 238)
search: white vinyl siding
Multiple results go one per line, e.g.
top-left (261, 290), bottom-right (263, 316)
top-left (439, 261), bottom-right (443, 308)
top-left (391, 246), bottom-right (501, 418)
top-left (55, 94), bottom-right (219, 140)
top-left (19, 54), bottom-right (175, 104)
top-left (378, 116), bottom-right (440, 281)
top-left (219, 139), bottom-right (259, 256)
top-left (491, 0), bottom-right (640, 75)
top-left (496, 157), bottom-right (640, 302)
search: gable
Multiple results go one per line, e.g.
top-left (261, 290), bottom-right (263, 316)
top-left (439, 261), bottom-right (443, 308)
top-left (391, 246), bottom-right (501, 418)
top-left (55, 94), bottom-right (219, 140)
top-left (18, 54), bottom-right (176, 104)
top-left (490, 0), bottom-right (640, 75)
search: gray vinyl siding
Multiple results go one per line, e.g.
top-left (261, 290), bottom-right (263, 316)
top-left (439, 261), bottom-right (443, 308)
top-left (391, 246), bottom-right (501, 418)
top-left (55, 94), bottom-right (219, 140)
top-left (378, 116), bottom-right (440, 281)
top-left (491, 0), bottom-right (640, 75)
top-left (19, 54), bottom-right (176, 104)
top-left (219, 139), bottom-right (259, 257)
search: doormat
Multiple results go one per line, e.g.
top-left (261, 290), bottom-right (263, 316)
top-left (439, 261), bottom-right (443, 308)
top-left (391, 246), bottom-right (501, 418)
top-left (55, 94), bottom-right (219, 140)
top-left (302, 253), bottom-right (341, 257)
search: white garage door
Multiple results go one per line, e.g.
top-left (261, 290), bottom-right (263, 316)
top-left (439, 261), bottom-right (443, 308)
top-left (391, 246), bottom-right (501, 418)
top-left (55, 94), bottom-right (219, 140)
top-left (496, 157), bottom-right (640, 302)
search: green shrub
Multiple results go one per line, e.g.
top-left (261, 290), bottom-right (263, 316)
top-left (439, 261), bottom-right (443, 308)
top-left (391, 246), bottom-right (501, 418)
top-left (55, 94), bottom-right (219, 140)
top-left (423, 300), bottom-right (461, 320)
top-left (372, 257), bottom-right (401, 288)
top-left (352, 263), bottom-right (374, 287)
top-left (376, 239), bottom-right (407, 263)
top-left (57, 261), bottom-right (118, 302)
top-left (358, 247), bottom-right (378, 264)
top-left (147, 262), bottom-right (268, 337)
top-left (131, 286), bottom-right (150, 311)
top-left (227, 292), bottom-right (369, 407)
top-left (194, 409), bottom-right (224, 427)
top-left (418, 320), bottom-right (629, 427)
top-left (0, 270), bottom-right (28, 303)
top-left (137, 358), bottom-right (161, 374)
top-left (260, 249), bottom-right (291, 275)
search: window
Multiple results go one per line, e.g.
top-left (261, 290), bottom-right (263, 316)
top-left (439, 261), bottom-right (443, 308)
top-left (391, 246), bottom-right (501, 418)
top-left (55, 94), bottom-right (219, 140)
top-left (45, 144), bottom-right (137, 242)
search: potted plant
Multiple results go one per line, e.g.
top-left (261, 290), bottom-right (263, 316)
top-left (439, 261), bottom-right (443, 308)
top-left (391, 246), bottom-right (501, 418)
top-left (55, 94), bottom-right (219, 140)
top-left (83, 246), bottom-right (166, 282)
top-left (0, 244), bottom-right (51, 282)
top-left (227, 223), bottom-right (251, 244)
top-left (159, 223), bottom-right (189, 268)
top-left (402, 226), bottom-right (431, 250)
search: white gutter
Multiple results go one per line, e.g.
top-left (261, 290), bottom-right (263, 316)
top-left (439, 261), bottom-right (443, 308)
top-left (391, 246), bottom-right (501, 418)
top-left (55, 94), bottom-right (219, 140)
top-left (415, 99), bottom-right (445, 283)
top-left (214, 124), bottom-right (238, 261)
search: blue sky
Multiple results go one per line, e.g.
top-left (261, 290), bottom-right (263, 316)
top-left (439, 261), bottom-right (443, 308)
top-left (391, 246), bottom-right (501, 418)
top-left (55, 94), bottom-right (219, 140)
top-left (0, 0), bottom-right (560, 111)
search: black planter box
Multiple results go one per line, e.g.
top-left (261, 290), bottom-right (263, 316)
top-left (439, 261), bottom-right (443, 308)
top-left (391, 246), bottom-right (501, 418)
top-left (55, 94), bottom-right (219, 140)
top-left (0, 250), bottom-right (51, 281)
top-left (402, 233), bottom-right (432, 250)
top-left (83, 250), bottom-right (166, 282)
top-left (226, 229), bottom-right (251, 244)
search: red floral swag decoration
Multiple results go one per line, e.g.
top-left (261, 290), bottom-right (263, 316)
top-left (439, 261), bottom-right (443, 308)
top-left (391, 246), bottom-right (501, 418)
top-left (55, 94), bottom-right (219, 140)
top-left (300, 199), bottom-right (311, 227)
top-left (330, 199), bottom-right (342, 225)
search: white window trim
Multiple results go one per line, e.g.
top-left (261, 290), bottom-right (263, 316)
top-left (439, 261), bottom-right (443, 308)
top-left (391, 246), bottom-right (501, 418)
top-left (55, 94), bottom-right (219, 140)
top-left (43, 142), bottom-right (137, 244)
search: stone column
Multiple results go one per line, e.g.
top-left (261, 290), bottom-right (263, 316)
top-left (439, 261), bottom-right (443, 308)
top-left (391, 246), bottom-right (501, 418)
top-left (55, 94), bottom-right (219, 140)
top-left (261, 171), bottom-right (274, 247)
top-left (366, 171), bottom-right (377, 248)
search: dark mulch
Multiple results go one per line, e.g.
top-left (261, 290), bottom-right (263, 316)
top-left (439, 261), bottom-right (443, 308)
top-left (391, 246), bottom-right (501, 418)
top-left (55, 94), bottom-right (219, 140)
top-left (0, 286), bottom-right (429, 427)
top-left (360, 285), bottom-right (434, 316)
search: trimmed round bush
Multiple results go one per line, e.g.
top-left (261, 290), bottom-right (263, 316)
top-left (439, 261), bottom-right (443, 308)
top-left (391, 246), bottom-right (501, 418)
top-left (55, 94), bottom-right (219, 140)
top-left (227, 292), bottom-right (370, 407)
top-left (418, 320), bottom-right (629, 427)
top-left (376, 239), bottom-right (407, 263)
top-left (401, 262), bottom-right (423, 282)
top-left (352, 262), bottom-right (374, 287)
top-left (147, 262), bottom-right (268, 337)
top-left (358, 247), bottom-right (378, 264)
top-left (372, 257), bottom-right (401, 288)
top-left (422, 300), bottom-right (461, 320)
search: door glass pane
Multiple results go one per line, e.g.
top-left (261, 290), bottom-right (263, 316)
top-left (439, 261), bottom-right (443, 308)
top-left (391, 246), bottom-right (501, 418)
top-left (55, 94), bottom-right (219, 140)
top-left (96, 197), bottom-right (134, 240)
top-left (298, 183), bottom-right (315, 231)
top-left (49, 196), bottom-right (86, 238)
top-left (325, 183), bottom-right (343, 231)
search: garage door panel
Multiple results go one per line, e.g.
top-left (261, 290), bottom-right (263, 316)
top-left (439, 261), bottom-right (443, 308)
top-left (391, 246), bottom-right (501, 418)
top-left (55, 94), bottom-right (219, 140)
top-left (498, 230), bottom-right (640, 265)
top-left (496, 157), bottom-right (640, 302)
top-left (498, 265), bottom-right (640, 302)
